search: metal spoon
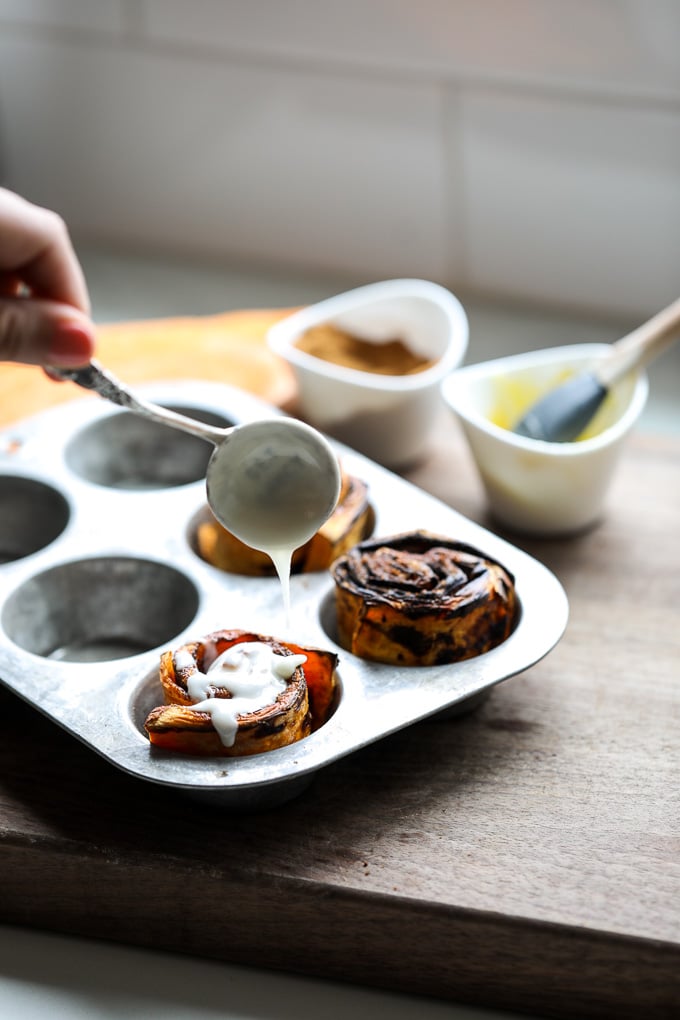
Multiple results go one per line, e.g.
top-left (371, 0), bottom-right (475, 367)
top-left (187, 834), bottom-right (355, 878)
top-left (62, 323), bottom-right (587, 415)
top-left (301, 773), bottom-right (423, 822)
top-left (49, 361), bottom-right (341, 554)
top-left (513, 296), bottom-right (680, 442)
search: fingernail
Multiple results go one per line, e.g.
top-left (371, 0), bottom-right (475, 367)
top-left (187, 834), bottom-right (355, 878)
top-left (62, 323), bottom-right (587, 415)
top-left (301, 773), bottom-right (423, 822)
top-left (48, 321), bottom-right (95, 366)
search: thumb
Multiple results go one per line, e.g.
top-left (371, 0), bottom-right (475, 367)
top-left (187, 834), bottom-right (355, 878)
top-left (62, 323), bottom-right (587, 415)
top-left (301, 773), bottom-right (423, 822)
top-left (0, 296), bottom-right (95, 367)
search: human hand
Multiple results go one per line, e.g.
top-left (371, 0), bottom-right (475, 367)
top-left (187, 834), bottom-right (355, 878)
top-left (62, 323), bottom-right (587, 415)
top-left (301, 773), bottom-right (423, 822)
top-left (0, 187), bottom-right (95, 367)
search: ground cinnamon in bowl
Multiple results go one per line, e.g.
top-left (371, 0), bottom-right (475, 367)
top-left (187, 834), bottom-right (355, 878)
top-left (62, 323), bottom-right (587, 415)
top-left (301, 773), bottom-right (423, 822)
top-left (295, 322), bottom-right (434, 376)
top-left (267, 279), bottom-right (469, 467)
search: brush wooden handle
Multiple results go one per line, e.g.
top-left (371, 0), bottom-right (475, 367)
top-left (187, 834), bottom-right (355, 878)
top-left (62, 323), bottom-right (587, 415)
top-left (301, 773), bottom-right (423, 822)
top-left (595, 295), bottom-right (680, 388)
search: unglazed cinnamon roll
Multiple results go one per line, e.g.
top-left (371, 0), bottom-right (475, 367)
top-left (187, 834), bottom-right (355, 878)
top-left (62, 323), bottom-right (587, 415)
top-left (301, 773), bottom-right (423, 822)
top-left (144, 629), bottom-right (338, 757)
top-left (331, 531), bottom-right (517, 666)
top-left (196, 470), bottom-right (375, 575)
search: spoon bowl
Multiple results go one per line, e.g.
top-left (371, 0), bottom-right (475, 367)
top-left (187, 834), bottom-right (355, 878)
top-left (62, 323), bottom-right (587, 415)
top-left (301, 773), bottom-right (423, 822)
top-left (205, 417), bottom-right (342, 551)
top-left (49, 361), bottom-right (342, 557)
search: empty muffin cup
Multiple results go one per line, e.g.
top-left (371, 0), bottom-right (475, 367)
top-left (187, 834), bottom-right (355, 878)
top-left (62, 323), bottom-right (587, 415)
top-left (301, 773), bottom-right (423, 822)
top-left (2, 556), bottom-right (199, 661)
top-left (0, 476), bottom-right (70, 563)
top-left (65, 406), bottom-right (233, 489)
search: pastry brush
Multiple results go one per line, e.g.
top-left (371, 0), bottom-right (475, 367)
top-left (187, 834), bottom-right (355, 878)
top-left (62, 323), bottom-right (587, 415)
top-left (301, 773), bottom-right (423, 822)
top-left (513, 296), bottom-right (680, 442)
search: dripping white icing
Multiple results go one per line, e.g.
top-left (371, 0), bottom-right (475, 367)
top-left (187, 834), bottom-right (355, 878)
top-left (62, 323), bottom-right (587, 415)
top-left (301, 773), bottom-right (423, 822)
top-left (268, 547), bottom-right (293, 623)
top-left (205, 420), bottom-right (341, 622)
top-left (181, 641), bottom-right (306, 747)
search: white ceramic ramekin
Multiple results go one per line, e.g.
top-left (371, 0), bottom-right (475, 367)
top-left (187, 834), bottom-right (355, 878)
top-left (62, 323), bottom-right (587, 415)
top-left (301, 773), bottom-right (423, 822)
top-left (442, 344), bottom-right (649, 536)
top-left (267, 279), bottom-right (468, 468)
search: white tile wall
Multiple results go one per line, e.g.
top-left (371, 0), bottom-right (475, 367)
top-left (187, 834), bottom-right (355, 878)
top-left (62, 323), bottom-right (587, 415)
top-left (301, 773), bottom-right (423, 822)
top-left (0, 0), bottom-right (128, 34)
top-left (0, 0), bottom-right (678, 318)
top-left (460, 89), bottom-right (680, 315)
top-left (0, 33), bottom-right (454, 281)
top-left (142, 0), bottom-right (680, 98)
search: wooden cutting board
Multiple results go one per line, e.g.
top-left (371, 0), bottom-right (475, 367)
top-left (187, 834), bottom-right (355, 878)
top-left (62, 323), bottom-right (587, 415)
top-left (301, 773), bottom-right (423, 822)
top-left (0, 311), bottom-right (678, 1019)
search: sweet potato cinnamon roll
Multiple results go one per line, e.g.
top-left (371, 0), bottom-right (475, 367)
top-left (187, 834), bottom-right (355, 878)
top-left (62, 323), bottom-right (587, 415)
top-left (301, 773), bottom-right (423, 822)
top-left (331, 531), bottom-right (517, 666)
top-left (144, 629), bottom-right (338, 757)
top-left (196, 470), bottom-right (375, 575)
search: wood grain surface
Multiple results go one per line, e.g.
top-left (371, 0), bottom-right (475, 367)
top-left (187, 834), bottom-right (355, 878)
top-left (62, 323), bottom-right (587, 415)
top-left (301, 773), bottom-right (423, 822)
top-left (0, 312), bottom-right (678, 1018)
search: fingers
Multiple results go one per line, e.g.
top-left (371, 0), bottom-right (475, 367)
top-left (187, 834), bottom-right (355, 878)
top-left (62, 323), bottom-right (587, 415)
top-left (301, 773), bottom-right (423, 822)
top-left (0, 296), bottom-right (95, 366)
top-left (0, 188), bottom-right (95, 368)
top-left (0, 187), bottom-right (90, 314)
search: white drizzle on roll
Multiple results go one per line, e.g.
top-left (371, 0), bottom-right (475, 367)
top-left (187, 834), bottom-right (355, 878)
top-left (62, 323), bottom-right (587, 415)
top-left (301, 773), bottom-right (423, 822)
top-left (176, 641), bottom-right (307, 747)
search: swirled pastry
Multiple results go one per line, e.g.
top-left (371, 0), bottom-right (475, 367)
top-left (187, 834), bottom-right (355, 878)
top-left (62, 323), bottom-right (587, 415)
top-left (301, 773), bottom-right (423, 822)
top-left (144, 629), bottom-right (338, 757)
top-left (331, 531), bottom-right (517, 666)
top-left (196, 469), bottom-right (375, 575)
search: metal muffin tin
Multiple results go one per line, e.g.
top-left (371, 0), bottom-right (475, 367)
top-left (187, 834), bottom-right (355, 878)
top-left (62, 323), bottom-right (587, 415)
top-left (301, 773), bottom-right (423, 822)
top-left (0, 381), bottom-right (568, 808)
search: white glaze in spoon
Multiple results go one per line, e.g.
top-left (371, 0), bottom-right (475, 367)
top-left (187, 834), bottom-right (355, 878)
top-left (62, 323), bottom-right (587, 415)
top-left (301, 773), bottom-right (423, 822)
top-left (49, 361), bottom-right (341, 611)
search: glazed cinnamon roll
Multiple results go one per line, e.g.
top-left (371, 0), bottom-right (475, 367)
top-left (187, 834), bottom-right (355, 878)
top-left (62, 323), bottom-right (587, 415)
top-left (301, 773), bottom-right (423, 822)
top-left (331, 531), bottom-right (517, 666)
top-left (196, 470), bottom-right (375, 575)
top-left (145, 629), bottom-right (338, 757)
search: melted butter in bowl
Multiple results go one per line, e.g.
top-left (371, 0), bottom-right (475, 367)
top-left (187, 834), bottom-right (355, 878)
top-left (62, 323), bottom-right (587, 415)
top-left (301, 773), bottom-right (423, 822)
top-left (486, 368), bottom-right (617, 441)
top-left (442, 343), bottom-right (648, 536)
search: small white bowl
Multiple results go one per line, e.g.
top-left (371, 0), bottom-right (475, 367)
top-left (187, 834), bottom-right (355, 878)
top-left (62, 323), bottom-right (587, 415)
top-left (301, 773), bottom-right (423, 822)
top-left (442, 343), bottom-right (649, 536)
top-left (267, 279), bottom-right (468, 468)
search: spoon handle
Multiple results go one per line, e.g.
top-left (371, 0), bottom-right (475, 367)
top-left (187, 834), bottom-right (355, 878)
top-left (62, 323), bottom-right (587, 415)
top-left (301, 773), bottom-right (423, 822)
top-left (595, 295), bottom-right (680, 389)
top-left (48, 361), bottom-right (229, 444)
